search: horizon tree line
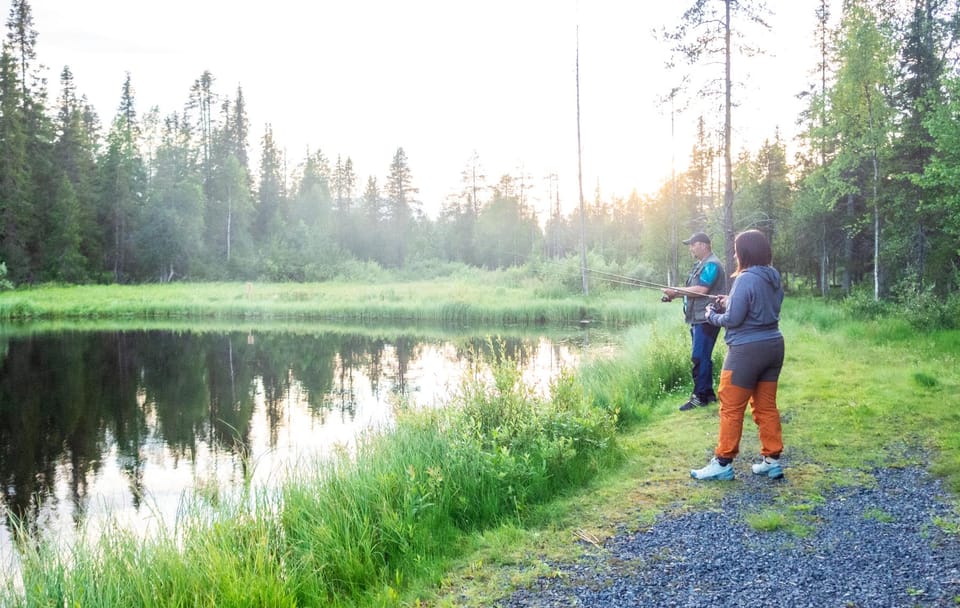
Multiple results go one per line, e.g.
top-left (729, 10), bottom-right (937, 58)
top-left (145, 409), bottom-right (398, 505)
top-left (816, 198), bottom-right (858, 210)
top-left (1, 0), bottom-right (959, 302)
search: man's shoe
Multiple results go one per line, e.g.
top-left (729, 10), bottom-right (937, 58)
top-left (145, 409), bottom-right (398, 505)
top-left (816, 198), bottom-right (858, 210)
top-left (751, 456), bottom-right (783, 479)
top-left (690, 457), bottom-right (734, 481)
top-left (678, 395), bottom-right (703, 411)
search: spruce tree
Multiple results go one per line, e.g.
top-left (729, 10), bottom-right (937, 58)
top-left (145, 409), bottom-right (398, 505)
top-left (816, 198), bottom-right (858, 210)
top-left (98, 73), bottom-right (147, 282)
top-left (0, 47), bottom-right (30, 281)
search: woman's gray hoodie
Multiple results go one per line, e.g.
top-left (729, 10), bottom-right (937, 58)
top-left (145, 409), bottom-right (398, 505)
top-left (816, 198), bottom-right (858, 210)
top-left (706, 265), bottom-right (783, 346)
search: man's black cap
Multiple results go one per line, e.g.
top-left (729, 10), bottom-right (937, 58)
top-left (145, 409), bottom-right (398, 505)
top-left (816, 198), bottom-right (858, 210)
top-left (682, 231), bottom-right (711, 245)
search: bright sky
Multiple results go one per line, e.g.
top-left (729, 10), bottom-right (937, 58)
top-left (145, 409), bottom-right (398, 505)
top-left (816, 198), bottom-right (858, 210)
top-left (29, 1), bottom-right (833, 218)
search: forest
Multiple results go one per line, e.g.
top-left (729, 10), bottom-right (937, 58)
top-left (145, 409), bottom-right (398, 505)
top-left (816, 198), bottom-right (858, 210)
top-left (1, 0), bottom-right (959, 308)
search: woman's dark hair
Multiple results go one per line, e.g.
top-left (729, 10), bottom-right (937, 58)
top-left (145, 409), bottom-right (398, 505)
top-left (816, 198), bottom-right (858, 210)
top-left (733, 229), bottom-right (772, 275)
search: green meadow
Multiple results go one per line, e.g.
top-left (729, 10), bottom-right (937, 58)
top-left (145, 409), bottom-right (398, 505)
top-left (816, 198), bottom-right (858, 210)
top-left (0, 282), bottom-right (958, 607)
top-left (0, 274), bottom-right (653, 326)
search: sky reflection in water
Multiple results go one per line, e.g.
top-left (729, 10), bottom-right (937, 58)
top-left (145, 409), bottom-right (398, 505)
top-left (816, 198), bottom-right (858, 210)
top-left (0, 327), bottom-right (601, 565)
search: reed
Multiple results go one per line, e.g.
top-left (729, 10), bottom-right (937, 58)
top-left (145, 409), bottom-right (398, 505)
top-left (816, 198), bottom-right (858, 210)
top-left (0, 280), bottom-right (659, 326)
top-left (278, 351), bottom-right (622, 605)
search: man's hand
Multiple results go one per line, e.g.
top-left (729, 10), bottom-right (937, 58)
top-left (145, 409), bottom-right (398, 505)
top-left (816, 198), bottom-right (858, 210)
top-left (661, 288), bottom-right (674, 302)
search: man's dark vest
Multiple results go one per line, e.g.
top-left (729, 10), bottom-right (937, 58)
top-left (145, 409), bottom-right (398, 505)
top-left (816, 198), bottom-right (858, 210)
top-left (683, 252), bottom-right (726, 324)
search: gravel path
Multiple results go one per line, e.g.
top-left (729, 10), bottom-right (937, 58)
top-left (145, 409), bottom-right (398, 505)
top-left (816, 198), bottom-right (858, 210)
top-left (499, 466), bottom-right (960, 608)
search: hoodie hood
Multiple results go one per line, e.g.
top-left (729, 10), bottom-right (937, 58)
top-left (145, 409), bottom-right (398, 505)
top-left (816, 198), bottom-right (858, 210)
top-left (746, 265), bottom-right (781, 291)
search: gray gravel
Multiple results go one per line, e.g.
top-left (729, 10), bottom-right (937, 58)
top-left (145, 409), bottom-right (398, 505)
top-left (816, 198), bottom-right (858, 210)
top-left (499, 466), bottom-right (960, 608)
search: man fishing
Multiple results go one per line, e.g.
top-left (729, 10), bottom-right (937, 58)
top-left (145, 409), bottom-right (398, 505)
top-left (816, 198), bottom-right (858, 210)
top-left (662, 231), bottom-right (727, 411)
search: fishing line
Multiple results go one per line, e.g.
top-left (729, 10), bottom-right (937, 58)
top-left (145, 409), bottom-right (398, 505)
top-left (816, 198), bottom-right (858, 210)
top-left (516, 252), bottom-right (721, 300)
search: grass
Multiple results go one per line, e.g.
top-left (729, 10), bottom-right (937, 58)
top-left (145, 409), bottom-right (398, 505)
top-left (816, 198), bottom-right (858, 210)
top-left (1, 289), bottom-right (958, 606)
top-left (422, 297), bottom-right (960, 606)
top-left (0, 280), bottom-right (659, 326)
top-left (743, 508), bottom-right (813, 536)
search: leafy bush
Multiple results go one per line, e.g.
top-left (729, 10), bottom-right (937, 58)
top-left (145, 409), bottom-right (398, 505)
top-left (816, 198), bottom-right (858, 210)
top-left (840, 288), bottom-right (887, 320)
top-left (0, 262), bottom-right (13, 291)
top-left (890, 272), bottom-right (960, 330)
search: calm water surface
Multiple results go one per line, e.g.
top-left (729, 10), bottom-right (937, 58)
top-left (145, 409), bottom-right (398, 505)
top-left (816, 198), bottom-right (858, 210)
top-left (0, 325), bottom-right (610, 565)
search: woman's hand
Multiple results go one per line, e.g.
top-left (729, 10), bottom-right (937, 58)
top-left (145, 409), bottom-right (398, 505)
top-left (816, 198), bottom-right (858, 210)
top-left (707, 296), bottom-right (726, 316)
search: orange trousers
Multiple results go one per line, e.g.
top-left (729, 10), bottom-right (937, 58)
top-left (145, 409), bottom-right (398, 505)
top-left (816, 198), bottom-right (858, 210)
top-left (714, 337), bottom-right (784, 460)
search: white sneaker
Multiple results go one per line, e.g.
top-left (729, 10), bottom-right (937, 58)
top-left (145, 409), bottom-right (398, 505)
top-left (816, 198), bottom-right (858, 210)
top-left (751, 456), bottom-right (784, 479)
top-left (690, 457), bottom-right (734, 481)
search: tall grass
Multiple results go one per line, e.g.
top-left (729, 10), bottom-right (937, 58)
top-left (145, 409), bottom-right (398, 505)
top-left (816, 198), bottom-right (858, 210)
top-left (279, 352), bottom-right (621, 606)
top-left (0, 281), bottom-right (659, 326)
top-left (577, 322), bottom-right (724, 427)
top-left (0, 345), bottom-right (625, 607)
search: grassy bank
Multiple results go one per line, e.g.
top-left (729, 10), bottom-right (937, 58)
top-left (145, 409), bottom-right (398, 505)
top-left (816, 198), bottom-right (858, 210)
top-left (0, 279), bottom-right (657, 326)
top-left (427, 297), bottom-right (960, 605)
top-left (1, 295), bottom-right (958, 606)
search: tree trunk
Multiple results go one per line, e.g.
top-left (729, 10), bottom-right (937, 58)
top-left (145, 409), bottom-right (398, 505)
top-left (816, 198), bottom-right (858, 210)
top-left (873, 157), bottom-right (880, 301)
top-left (576, 26), bottom-right (589, 296)
top-left (843, 191), bottom-right (854, 294)
top-left (722, 0), bottom-right (736, 274)
top-left (226, 189), bottom-right (233, 262)
top-left (820, 221), bottom-right (828, 297)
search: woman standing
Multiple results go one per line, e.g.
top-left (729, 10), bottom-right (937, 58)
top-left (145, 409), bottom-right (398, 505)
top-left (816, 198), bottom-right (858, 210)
top-left (690, 229), bottom-right (785, 481)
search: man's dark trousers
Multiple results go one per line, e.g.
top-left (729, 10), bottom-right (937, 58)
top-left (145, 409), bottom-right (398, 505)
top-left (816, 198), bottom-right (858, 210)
top-left (690, 322), bottom-right (720, 400)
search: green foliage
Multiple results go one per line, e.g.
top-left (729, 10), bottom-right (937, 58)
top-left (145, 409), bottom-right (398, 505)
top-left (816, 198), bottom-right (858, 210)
top-left (0, 262), bottom-right (13, 291)
top-left (862, 507), bottom-right (895, 523)
top-left (278, 345), bottom-right (619, 605)
top-left (840, 288), bottom-right (889, 320)
top-left (744, 508), bottom-right (803, 535)
top-left (578, 323), bottom-right (691, 426)
top-left (4, 0), bottom-right (960, 305)
top-left (890, 272), bottom-right (960, 330)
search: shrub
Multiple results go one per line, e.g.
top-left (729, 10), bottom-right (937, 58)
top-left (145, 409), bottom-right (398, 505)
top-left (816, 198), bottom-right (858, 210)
top-left (890, 273), bottom-right (960, 330)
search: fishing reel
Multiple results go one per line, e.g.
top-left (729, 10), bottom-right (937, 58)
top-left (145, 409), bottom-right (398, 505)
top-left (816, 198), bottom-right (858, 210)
top-left (706, 299), bottom-right (726, 314)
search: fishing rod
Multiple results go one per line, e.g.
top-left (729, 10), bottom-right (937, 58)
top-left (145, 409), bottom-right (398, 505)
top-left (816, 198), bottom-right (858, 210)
top-left (570, 266), bottom-right (723, 301)
top-left (522, 254), bottom-right (723, 301)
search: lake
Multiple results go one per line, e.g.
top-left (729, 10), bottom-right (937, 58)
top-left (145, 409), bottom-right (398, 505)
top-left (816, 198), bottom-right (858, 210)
top-left (0, 324), bottom-right (611, 567)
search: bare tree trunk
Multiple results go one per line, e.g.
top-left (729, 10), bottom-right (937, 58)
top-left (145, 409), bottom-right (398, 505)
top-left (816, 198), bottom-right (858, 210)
top-left (873, 154), bottom-right (880, 300)
top-left (670, 93), bottom-right (679, 285)
top-left (576, 26), bottom-right (589, 296)
top-left (722, 0), bottom-right (736, 274)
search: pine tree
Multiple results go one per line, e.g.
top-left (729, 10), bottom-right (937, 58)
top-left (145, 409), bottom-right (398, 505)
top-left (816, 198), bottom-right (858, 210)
top-left (384, 147), bottom-right (418, 267)
top-left (50, 66), bottom-right (99, 281)
top-left (290, 149), bottom-right (331, 228)
top-left (136, 112), bottom-right (204, 281)
top-left (98, 73), bottom-right (147, 282)
top-left (187, 70), bottom-right (216, 186)
top-left (253, 124), bottom-right (285, 247)
top-left (0, 47), bottom-right (30, 280)
top-left (205, 88), bottom-right (253, 274)
top-left (358, 175), bottom-right (383, 261)
top-left (46, 174), bottom-right (85, 280)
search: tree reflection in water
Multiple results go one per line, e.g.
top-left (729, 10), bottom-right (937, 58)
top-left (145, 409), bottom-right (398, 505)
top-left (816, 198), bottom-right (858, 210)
top-left (0, 327), bottom-right (590, 559)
